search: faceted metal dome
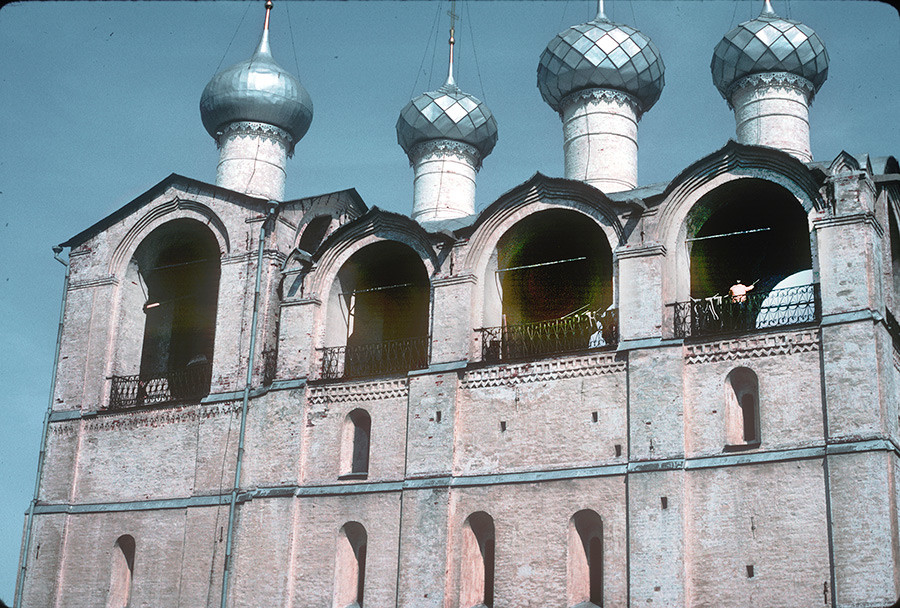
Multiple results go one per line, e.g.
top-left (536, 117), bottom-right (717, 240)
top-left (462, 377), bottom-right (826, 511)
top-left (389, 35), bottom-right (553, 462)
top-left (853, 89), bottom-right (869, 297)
top-left (397, 81), bottom-right (498, 159)
top-left (200, 28), bottom-right (313, 145)
top-left (537, 15), bottom-right (665, 113)
top-left (711, 2), bottom-right (828, 99)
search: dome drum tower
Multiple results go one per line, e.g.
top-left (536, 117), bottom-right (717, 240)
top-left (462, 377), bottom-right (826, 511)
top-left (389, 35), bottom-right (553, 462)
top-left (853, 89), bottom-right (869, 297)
top-left (200, 1), bottom-right (313, 201)
top-left (559, 88), bottom-right (641, 193)
top-left (397, 12), bottom-right (498, 227)
top-left (711, 0), bottom-right (828, 162)
top-left (538, 4), bottom-right (665, 193)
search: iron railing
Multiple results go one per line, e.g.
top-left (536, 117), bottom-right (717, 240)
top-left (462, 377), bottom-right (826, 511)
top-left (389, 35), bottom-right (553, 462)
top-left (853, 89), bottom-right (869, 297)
top-left (674, 284), bottom-right (820, 339)
top-left (109, 362), bottom-right (212, 410)
top-left (478, 309), bottom-right (619, 363)
top-left (320, 336), bottom-right (430, 380)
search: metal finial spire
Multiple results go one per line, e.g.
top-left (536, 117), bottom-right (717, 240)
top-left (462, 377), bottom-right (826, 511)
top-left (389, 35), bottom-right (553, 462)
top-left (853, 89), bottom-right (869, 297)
top-left (596, 0), bottom-right (608, 21)
top-left (760, 0), bottom-right (777, 17)
top-left (446, 0), bottom-right (459, 86)
top-left (254, 0), bottom-right (274, 57)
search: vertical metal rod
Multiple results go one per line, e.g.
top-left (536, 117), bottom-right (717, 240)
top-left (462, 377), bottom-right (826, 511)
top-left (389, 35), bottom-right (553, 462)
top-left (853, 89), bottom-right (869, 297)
top-left (15, 247), bottom-right (69, 608)
top-left (220, 202), bottom-right (277, 608)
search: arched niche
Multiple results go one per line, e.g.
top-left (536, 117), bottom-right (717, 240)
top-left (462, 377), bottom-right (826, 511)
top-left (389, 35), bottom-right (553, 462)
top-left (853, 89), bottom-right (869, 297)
top-left (568, 510), bottom-right (603, 608)
top-left (112, 218), bottom-right (220, 407)
top-left (725, 367), bottom-right (760, 447)
top-left (322, 240), bottom-right (430, 378)
top-left (106, 534), bottom-right (135, 608)
top-left (340, 408), bottom-right (371, 478)
top-left (460, 511), bottom-right (495, 608)
top-left (333, 522), bottom-right (367, 608)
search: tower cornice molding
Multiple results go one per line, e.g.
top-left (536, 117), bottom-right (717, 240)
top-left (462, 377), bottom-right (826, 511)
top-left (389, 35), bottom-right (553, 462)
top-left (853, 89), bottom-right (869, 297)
top-left (408, 139), bottom-right (483, 171)
top-left (216, 121), bottom-right (295, 156)
top-left (558, 87), bottom-right (643, 120)
top-left (726, 71), bottom-right (816, 109)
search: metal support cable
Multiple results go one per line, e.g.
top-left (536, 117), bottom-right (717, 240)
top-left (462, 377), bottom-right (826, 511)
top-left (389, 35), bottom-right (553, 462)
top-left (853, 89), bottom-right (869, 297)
top-left (495, 256), bottom-right (587, 273)
top-left (685, 227), bottom-right (771, 242)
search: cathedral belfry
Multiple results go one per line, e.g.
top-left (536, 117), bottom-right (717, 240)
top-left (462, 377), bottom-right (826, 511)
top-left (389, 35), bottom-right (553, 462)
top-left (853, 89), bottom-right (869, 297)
top-left (14, 2), bottom-right (900, 607)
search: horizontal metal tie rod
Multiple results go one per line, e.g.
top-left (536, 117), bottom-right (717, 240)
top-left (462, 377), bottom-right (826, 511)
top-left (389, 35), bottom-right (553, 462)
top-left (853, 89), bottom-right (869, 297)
top-left (496, 256), bottom-right (587, 273)
top-left (340, 282), bottom-right (415, 296)
top-left (686, 227), bottom-right (771, 242)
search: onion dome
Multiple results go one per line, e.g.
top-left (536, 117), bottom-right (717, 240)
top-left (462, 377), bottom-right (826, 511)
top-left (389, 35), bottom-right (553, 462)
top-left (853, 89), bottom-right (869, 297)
top-left (200, 10), bottom-right (313, 147)
top-left (396, 81), bottom-right (498, 160)
top-left (711, 0), bottom-right (828, 100)
top-left (537, 8), bottom-right (665, 114)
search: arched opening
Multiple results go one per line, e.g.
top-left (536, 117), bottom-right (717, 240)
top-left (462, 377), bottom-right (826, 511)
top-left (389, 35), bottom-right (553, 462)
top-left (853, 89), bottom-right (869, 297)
top-left (298, 215), bottom-right (332, 255)
top-left (106, 534), bottom-right (135, 608)
top-left (889, 209), bottom-right (900, 309)
top-left (481, 209), bottom-right (615, 361)
top-left (460, 511), bottom-right (495, 608)
top-left (323, 241), bottom-right (430, 379)
top-left (333, 522), bottom-right (367, 608)
top-left (725, 367), bottom-right (760, 448)
top-left (678, 179), bottom-right (817, 337)
top-left (568, 510), bottom-right (603, 607)
top-left (111, 219), bottom-right (220, 409)
top-left (340, 409), bottom-right (371, 478)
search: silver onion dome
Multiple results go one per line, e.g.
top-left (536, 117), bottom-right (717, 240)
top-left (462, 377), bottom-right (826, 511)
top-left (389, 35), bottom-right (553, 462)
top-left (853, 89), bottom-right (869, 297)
top-left (711, 1), bottom-right (828, 100)
top-left (537, 13), bottom-right (665, 114)
top-left (396, 82), bottom-right (499, 159)
top-left (200, 25), bottom-right (313, 146)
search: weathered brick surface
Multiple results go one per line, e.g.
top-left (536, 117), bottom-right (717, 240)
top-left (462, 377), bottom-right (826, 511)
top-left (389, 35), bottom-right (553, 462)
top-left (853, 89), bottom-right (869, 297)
top-left (19, 149), bottom-right (900, 608)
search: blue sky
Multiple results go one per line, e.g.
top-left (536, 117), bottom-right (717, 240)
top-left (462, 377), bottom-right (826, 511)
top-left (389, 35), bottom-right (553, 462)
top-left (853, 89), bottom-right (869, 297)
top-left (0, 0), bottom-right (897, 601)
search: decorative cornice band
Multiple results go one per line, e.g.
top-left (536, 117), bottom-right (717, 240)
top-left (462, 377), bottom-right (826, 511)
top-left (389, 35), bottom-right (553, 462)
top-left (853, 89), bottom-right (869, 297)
top-left (409, 139), bottom-right (483, 170)
top-left (281, 296), bottom-right (322, 308)
top-left (49, 401), bottom-right (242, 435)
top-left (68, 275), bottom-right (118, 291)
top-left (221, 252), bottom-right (254, 266)
top-left (812, 212), bottom-right (883, 237)
top-left (559, 87), bottom-right (642, 119)
top-left (433, 273), bottom-right (478, 287)
top-left (308, 378), bottom-right (409, 404)
top-left (217, 121), bottom-right (295, 156)
top-left (462, 352), bottom-right (625, 389)
top-left (684, 329), bottom-right (819, 364)
top-left (727, 71), bottom-right (816, 109)
top-left (615, 244), bottom-right (667, 260)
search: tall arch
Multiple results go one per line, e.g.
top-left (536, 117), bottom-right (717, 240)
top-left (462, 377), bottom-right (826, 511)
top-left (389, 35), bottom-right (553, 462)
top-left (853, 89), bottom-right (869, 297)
top-left (671, 178), bottom-right (818, 337)
top-left (568, 510), bottom-right (603, 608)
top-left (333, 522), bottom-right (367, 608)
top-left (322, 240), bottom-right (430, 379)
top-left (479, 209), bottom-right (616, 360)
top-left (106, 535), bottom-right (135, 608)
top-left (111, 219), bottom-right (220, 408)
top-left (460, 512), bottom-right (495, 608)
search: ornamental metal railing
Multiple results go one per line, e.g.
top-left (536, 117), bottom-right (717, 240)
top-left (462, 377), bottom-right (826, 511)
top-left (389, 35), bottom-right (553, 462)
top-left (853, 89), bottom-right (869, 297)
top-left (478, 309), bottom-right (619, 363)
top-left (319, 336), bottom-right (430, 380)
top-left (109, 362), bottom-right (212, 410)
top-left (674, 284), bottom-right (820, 339)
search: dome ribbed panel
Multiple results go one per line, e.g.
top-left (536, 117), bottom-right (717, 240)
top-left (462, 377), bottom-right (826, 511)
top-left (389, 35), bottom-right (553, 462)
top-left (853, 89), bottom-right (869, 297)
top-left (711, 14), bottom-right (828, 98)
top-left (396, 83), bottom-right (498, 158)
top-left (537, 18), bottom-right (665, 113)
